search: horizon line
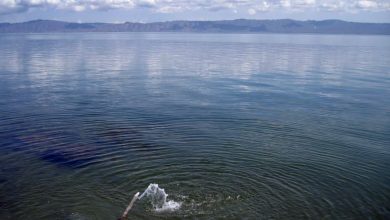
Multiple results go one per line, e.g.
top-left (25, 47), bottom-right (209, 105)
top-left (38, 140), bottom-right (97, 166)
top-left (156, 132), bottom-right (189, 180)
top-left (2, 18), bottom-right (390, 25)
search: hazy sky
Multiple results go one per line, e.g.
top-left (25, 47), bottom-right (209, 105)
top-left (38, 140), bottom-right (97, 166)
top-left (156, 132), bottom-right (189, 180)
top-left (1, 0), bottom-right (389, 23)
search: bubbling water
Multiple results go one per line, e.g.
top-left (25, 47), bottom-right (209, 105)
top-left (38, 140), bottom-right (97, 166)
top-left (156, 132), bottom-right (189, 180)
top-left (138, 184), bottom-right (181, 212)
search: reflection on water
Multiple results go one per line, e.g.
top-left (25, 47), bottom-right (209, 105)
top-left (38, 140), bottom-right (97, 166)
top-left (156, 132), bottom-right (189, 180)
top-left (0, 33), bottom-right (389, 219)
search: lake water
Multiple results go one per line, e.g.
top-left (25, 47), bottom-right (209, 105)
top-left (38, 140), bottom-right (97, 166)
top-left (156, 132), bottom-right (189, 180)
top-left (0, 33), bottom-right (389, 219)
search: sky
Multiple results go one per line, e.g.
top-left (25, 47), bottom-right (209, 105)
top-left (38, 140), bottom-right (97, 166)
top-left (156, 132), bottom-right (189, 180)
top-left (0, 0), bottom-right (389, 23)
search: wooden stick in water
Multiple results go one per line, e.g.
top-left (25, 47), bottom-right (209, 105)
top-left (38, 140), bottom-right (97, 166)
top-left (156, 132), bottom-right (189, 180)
top-left (119, 192), bottom-right (140, 220)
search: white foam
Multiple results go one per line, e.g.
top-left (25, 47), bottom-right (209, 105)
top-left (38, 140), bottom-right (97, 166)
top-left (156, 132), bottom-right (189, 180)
top-left (138, 183), bottom-right (181, 212)
top-left (155, 200), bottom-right (181, 212)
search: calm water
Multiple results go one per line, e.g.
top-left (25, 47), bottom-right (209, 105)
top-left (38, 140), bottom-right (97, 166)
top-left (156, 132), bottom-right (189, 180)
top-left (0, 33), bottom-right (389, 219)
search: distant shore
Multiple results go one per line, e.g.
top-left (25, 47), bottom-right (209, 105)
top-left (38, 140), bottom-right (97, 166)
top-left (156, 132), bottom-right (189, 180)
top-left (1, 19), bottom-right (389, 35)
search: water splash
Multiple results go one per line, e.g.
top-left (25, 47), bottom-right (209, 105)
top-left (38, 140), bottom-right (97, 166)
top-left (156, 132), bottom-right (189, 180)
top-left (138, 183), bottom-right (181, 212)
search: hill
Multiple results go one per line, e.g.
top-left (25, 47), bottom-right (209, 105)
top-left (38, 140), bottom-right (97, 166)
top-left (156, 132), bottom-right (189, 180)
top-left (0, 19), bottom-right (389, 35)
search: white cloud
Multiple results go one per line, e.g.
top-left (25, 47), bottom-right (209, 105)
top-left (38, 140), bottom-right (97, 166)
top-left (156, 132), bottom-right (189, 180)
top-left (0, 0), bottom-right (389, 15)
top-left (156, 5), bottom-right (182, 13)
top-left (256, 1), bottom-right (272, 12)
top-left (357, 0), bottom-right (378, 9)
top-left (319, 1), bottom-right (342, 11)
top-left (248, 8), bottom-right (256, 15)
top-left (281, 0), bottom-right (292, 8)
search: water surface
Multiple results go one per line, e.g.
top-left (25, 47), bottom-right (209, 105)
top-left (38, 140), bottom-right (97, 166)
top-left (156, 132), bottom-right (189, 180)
top-left (0, 33), bottom-right (389, 219)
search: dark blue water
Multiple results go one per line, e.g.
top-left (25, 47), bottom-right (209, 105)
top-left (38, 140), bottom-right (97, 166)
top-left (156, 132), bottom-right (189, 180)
top-left (0, 33), bottom-right (389, 219)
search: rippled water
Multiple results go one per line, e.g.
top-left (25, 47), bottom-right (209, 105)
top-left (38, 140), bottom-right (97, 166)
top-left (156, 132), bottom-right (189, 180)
top-left (0, 33), bottom-right (389, 219)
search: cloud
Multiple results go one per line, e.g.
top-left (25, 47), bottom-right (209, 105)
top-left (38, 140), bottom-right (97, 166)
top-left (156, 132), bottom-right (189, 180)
top-left (357, 0), bottom-right (378, 9)
top-left (0, 0), bottom-right (389, 15)
top-left (248, 8), bottom-right (256, 15)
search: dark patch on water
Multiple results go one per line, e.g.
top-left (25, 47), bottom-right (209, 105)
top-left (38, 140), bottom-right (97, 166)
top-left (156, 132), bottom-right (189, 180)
top-left (0, 134), bottom-right (25, 152)
top-left (12, 130), bottom-right (99, 169)
top-left (9, 123), bottom-right (165, 169)
top-left (39, 149), bottom-right (95, 169)
top-left (89, 122), bottom-right (165, 149)
top-left (0, 177), bottom-right (6, 184)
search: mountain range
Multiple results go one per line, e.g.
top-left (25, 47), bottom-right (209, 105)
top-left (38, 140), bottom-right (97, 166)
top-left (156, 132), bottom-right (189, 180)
top-left (0, 19), bottom-right (389, 35)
